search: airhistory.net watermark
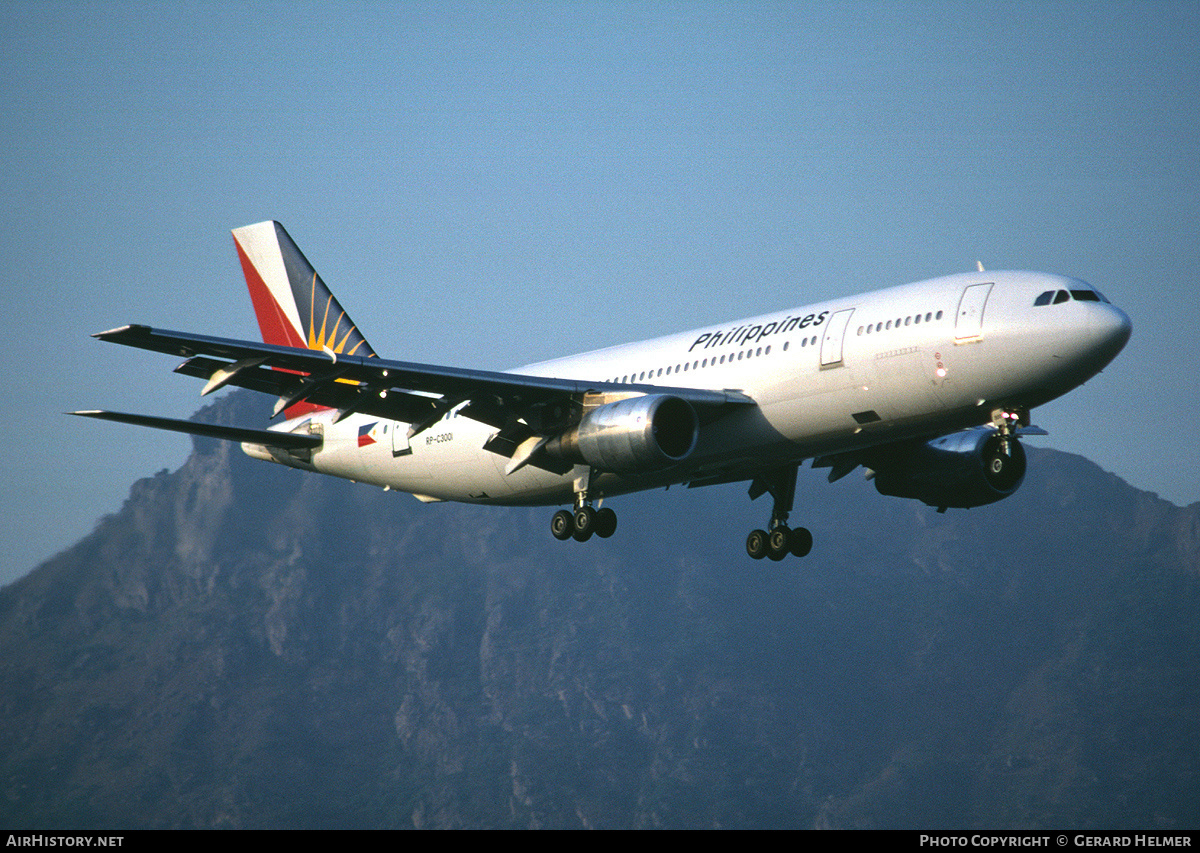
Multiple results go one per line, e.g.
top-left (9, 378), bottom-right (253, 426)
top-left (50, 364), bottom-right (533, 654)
top-left (6, 837), bottom-right (122, 847)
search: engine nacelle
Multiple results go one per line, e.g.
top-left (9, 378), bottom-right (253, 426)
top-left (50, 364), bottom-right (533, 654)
top-left (546, 394), bottom-right (699, 473)
top-left (869, 426), bottom-right (1026, 510)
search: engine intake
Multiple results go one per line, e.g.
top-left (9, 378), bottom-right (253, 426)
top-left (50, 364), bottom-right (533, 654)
top-left (869, 426), bottom-right (1026, 510)
top-left (545, 394), bottom-right (698, 473)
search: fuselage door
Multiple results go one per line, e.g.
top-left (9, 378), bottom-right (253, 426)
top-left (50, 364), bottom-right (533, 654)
top-left (820, 309), bottom-right (855, 368)
top-left (392, 421), bottom-right (412, 457)
top-left (955, 283), bottom-right (993, 342)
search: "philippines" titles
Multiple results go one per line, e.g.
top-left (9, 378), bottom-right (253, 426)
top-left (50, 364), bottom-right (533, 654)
top-left (688, 311), bottom-right (830, 352)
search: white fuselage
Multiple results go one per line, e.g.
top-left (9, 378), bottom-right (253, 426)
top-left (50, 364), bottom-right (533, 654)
top-left (260, 270), bottom-right (1130, 507)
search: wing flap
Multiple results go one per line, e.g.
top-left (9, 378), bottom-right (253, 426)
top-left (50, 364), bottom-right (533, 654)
top-left (174, 355), bottom-right (443, 425)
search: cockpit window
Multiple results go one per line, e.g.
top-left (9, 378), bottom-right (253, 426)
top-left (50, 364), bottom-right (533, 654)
top-left (1036, 286), bottom-right (1110, 307)
top-left (1034, 289), bottom-right (1071, 305)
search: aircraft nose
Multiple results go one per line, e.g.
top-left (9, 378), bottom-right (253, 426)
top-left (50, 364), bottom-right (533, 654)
top-left (1091, 302), bottom-right (1132, 364)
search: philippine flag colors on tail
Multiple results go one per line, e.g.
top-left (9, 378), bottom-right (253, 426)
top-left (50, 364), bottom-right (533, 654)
top-left (232, 221), bottom-right (378, 417)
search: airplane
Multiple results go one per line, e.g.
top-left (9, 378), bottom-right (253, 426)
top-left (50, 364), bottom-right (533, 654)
top-left (74, 221), bottom-right (1132, 561)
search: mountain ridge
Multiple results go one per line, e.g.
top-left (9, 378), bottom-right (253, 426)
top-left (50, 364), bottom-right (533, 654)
top-left (2, 391), bottom-right (1197, 828)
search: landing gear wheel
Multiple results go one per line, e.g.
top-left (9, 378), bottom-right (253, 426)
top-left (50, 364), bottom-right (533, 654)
top-left (551, 509), bottom-right (574, 541)
top-left (747, 464), bottom-right (805, 562)
top-left (767, 527), bottom-right (791, 561)
top-left (573, 505), bottom-right (596, 542)
top-left (746, 529), bottom-right (769, 560)
top-left (789, 526), bottom-right (813, 558)
top-left (595, 507), bottom-right (617, 538)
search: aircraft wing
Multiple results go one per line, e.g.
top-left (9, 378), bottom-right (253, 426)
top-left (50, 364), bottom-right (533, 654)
top-left (93, 324), bottom-right (755, 440)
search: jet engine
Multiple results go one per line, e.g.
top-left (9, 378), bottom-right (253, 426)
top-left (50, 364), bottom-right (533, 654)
top-left (868, 426), bottom-right (1026, 510)
top-left (545, 394), bottom-right (699, 472)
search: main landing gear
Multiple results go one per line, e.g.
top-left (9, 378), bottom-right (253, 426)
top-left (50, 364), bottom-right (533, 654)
top-left (551, 505), bottom-right (617, 542)
top-left (547, 463), bottom-right (812, 559)
top-left (745, 464), bottom-right (812, 561)
top-left (551, 466), bottom-right (617, 543)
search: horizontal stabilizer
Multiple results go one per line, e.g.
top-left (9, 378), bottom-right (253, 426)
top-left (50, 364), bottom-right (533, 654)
top-left (69, 410), bottom-right (322, 450)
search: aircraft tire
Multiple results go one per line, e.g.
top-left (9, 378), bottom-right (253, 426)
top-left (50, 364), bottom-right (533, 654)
top-left (595, 507), bottom-right (617, 538)
top-left (573, 506), bottom-right (596, 542)
top-left (746, 529), bottom-right (769, 560)
top-left (789, 526), bottom-right (813, 558)
top-left (551, 510), bottom-right (574, 541)
top-left (767, 527), bottom-right (791, 561)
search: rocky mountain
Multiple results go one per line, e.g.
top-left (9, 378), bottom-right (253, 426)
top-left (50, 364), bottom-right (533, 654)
top-left (2, 391), bottom-right (1197, 829)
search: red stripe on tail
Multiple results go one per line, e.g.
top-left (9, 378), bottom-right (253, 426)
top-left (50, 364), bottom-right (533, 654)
top-left (235, 238), bottom-right (307, 349)
top-left (234, 232), bottom-right (326, 419)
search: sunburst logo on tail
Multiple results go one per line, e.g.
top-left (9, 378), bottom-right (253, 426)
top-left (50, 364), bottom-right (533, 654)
top-left (233, 220), bottom-right (377, 360)
top-left (307, 272), bottom-right (370, 355)
top-left (233, 220), bottom-right (378, 418)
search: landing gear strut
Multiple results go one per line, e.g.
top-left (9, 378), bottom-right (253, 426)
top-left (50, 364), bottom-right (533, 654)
top-left (991, 406), bottom-right (1030, 456)
top-left (550, 466), bottom-right (617, 543)
top-left (746, 464), bottom-right (812, 560)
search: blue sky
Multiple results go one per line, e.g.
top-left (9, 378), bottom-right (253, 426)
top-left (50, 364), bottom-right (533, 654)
top-left (3, 1), bottom-right (1198, 585)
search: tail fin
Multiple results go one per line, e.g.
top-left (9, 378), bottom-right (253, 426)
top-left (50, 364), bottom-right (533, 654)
top-left (231, 221), bottom-right (377, 359)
